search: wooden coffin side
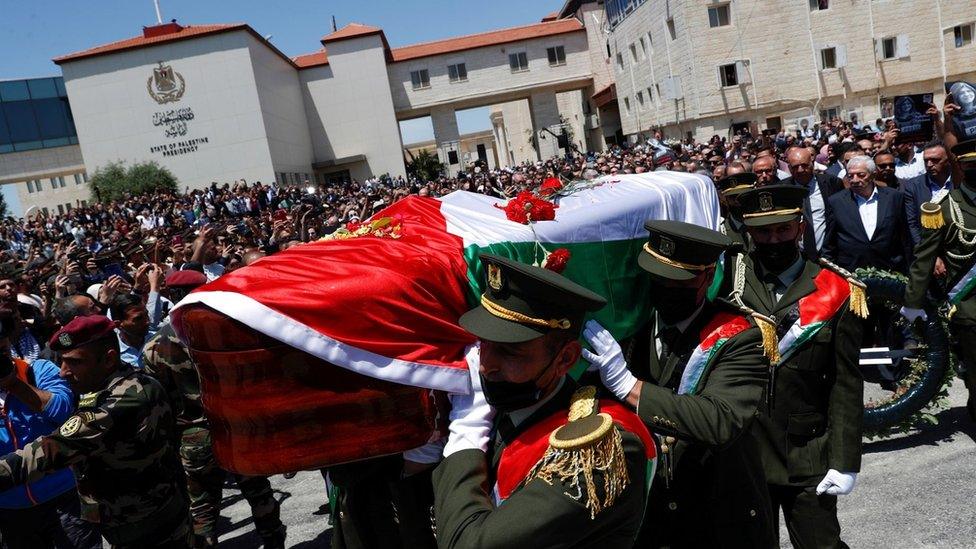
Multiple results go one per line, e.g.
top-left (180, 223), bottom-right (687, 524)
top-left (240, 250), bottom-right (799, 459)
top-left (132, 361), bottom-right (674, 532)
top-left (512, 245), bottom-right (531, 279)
top-left (177, 304), bottom-right (442, 475)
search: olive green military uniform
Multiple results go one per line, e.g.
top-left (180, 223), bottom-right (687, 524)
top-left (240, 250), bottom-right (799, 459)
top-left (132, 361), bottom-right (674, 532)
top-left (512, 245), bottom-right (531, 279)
top-left (905, 186), bottom-right (976, 419)
top-left (433, 253), bottom-right (651, 548)
top-left (433, 380), bottom-right (649, 549)
top-left (624, 305), bottom-right (775, 548)
top-left (740, 257), bottom-right (863, 548)
top-left (734, 185), bottom-right (864, 549)
top-left (327, 454), bottom-right (437, 549)
top-left (0, 365), bottom-right (190, 549)
top-left (143, 323), bottom-right (285, 548)
top-left (717, 172), bottom-right (757, 250)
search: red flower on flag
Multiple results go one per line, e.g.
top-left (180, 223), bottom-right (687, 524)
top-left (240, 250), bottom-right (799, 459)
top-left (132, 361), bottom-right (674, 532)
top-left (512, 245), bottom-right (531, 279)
top-left (497, 191), bottom-right (557, 224)
top-left (543, 248), bottom-right (571, 273)
top-left (539, 177), bottom-right (564, 197)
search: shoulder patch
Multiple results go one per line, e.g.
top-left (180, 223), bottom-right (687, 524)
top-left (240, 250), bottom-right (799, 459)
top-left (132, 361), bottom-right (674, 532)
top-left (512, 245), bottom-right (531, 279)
top-left (59, 415), bottom-right (83, 437)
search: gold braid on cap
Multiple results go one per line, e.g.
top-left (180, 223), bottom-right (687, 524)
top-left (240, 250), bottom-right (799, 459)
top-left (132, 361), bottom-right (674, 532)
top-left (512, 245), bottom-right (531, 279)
top-left (480, 294), bottom-right (572, 330)
top-left (642, 243), bottom-right (712, 271)
top-left (741, 208), bottom-right (803, 219)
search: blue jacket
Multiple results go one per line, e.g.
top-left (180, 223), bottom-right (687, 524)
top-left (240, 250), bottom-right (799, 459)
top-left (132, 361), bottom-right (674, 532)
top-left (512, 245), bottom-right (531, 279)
top-left (0, 358), bottom-right (77, 509)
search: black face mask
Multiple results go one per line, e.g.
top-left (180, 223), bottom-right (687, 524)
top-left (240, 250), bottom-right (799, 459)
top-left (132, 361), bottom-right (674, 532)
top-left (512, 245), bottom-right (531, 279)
top-left (755, 240), bottom-right (800, 273)
top-left (651, 287), bottom-right (702, 326)
top-left (963, 169), bottom-right (976, 188)
top-left (480, 352), bottom-right (557, 413)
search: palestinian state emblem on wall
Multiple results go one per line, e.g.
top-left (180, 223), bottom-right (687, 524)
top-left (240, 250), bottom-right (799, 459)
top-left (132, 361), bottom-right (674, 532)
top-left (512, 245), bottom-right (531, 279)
top-left (147, 62), bottom-right (185, 104)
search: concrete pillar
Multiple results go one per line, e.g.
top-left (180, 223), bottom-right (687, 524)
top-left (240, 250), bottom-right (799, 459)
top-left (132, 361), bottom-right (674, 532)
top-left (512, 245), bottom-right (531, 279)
top-left (430, 107), bottom-right (460, 176)
top-left (529, 90), bottom-right (562, 161)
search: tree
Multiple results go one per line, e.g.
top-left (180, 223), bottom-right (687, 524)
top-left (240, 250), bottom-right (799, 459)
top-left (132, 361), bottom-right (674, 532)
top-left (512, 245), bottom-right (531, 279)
top-left (0, 190), bottom-right (8, 218)
top-left (89, 160), bottom-right (178, 202)
top-left (406, 149), bottom-right (444, 182)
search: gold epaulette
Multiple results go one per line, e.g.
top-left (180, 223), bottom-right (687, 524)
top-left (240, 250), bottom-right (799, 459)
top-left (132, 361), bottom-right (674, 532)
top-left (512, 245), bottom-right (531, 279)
top-left (525, 386), bottom-right (629, 519)
top-left (920, 201), bottom-right (945, 230)
top-left (817, 258), bottom-right (869, 319)
top-left (715, 298), bottom-right (780, 364)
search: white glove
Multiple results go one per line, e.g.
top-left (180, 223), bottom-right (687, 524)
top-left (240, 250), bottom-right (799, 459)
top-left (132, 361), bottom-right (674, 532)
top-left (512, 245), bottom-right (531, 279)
top-left (899, 306), bottom-right (927, 323)
top-left (815, 469), bottom-right (857, 496)
top-left (581, 320), bottom-right (638, 401)
top-left (403, 438), bottom-right (446, 464)
top-left (443, 345), bottom-right (496, 458)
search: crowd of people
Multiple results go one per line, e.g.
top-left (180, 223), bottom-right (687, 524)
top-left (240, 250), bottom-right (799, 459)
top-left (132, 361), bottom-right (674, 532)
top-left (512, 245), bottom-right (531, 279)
top-left (0, 90), bottom-right (971, 548)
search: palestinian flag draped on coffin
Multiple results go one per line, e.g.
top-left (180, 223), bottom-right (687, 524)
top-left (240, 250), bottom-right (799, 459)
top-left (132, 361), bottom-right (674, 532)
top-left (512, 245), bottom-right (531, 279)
top-left (171, 172), bottom-right (719, 473)
top-left (174, 172), bottom-right (720, 395)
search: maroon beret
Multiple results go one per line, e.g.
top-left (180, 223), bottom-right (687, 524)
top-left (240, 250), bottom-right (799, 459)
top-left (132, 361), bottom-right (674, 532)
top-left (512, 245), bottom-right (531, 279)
top-left (165, 270), bottom-right (208, 289)
top-left (50, 315), bottom-right (116, 352)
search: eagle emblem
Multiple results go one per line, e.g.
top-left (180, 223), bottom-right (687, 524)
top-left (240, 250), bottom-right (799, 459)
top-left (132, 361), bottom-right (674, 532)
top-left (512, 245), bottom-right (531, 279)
top-left (58, 332), bottom-right (72, 348)
top-left (758, 192), bottom-right (774, 212)
top-left (659, 236), bottom-right (676, 257)
top-left (147, 62), bottom-right (186, 104)
top-left (487, 263), bottom-right (504, 291)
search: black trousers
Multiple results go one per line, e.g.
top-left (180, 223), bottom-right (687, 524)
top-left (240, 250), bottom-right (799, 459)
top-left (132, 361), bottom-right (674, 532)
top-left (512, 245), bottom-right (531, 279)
top-left (768, 484), bottom-right (847, 549)
top-left (949, 323), bottom-right (976, 419)
top-left (0, 490), bottom-right (103, 549)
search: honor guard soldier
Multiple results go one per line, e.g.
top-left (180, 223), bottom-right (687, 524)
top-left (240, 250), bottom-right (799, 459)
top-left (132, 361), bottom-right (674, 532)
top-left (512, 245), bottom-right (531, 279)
top-left (583, 220), bottom-right (776, 548)
top-left (0, 315), bottom-right (191, 548)
top-left (143, 270), bottom-right (286, 549)
top-left (717, 172), bottom-right (758, 248)
top-left (904, 140), bottom-right (976, 421)
top-left (433, 254), bottom-right (654, 548)
top-left (735, 185), bottom-right (865, 548)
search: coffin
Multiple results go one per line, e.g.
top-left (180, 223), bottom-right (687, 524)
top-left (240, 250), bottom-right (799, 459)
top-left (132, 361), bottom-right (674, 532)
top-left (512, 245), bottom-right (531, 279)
top-left (171, 173), bottom-right (719, 474)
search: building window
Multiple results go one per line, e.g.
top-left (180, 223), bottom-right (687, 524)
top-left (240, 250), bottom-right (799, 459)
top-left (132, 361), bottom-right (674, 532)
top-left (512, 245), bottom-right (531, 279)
top-left (639, 36), bottom-right (648, 56)
top-left (81, 200), bottom-right (88, 208)
top-left (74, 173), bottom-right (83, 185)
top-left (955, 24), bottom-right (974, 48)
top-left (719, 63), bottom-right (739, 87)
top-left (820, 107), bottom-right (840, 122)
top-left (57, 204), bottom-right (64, 215)
top-left (508, 52), bottom-right (529, 72)
top-left (878, 35), bottom-right (909, 60)
top-left (65, 203), bottom-right (72, 212)
top-left (647, 86), bottom-right (655, 103)
top-left (636, 90), bottom-right (645, 108)
top-left (615, 52), bottom-right (624, 70)
top-left (809, 0), bottom-right (828, 11)
top-left (26, 181), bottom-right (34, 193)
top-left (630, 43), bottom-right (639, 62)
top-left (623, 96), bottom-right (631, 113)
top-left (410, 69), bottom-right (431, 90)
top-left (708, 4), bottom-right (731, 28)
top-left (447, 150), bottom-right (459, 165)
top-left (57, 176), bottom-right (66, 188)
top-left (820, 47), bottom-right (837, 69)
top-left (667, 17), bottom-right (677, 40)
top-left (547, 46), bottom-right (566, 66)
top-left (35, 179), bottom-right (43, 191)
top-left (82, 172), bottom-right (89, 182)
top-left (448, 63), bottom-right (468, 83)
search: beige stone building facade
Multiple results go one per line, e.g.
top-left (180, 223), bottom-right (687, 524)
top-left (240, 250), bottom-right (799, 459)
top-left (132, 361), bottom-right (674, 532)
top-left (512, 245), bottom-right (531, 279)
top-left (604, 0), bottom-right (976, 141)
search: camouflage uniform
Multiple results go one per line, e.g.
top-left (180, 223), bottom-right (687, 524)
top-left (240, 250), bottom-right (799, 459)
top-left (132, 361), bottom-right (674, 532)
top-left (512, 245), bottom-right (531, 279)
top-left (143, 324), bottom-right (285, 548)
top-left (0, 365), bottom-right (191, 549)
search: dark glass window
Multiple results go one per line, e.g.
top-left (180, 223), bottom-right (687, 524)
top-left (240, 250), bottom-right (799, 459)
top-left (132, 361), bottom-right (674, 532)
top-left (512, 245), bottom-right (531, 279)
top-left (55, 78), bottom-right (67, 97)
top-left (0, 81), bottom-right (29, 101)
top-left (33, 97), bottom-right (72, 139)
top-left (2, 102), bottom-right (41, 143)
top-left (0, 107), bottom-right (10, 146)
top-left (28, 78), bottom-right (58, 99)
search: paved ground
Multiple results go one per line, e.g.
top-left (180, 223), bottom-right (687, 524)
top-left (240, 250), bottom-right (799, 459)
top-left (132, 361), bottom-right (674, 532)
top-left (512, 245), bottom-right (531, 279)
top-left (217, 383), bottom-right (976, 548)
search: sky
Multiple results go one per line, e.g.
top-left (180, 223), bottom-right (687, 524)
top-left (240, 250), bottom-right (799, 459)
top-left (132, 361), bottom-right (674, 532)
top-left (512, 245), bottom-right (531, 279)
top-left (0, 0), bottom-right (565, 144)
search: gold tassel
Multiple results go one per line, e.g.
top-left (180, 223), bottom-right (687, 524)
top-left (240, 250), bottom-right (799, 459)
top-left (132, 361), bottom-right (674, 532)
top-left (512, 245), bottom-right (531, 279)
top-left (848, 280), bottom-right (870, 319)
top-left (920, 202), bottom-right (944, 230)
top-left (524, 426), bottom-right (630, 519)
top-left (751, 312), bottom-right (780, 365)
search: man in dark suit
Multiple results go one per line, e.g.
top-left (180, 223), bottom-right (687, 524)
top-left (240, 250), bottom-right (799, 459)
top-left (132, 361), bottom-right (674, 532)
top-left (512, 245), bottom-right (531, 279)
top-left (902, 141), bottom-right (954, 247)
top-left (823, 155), bottom-right (913, 274)
top-left (780, 147), bottom-right (845, 259)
